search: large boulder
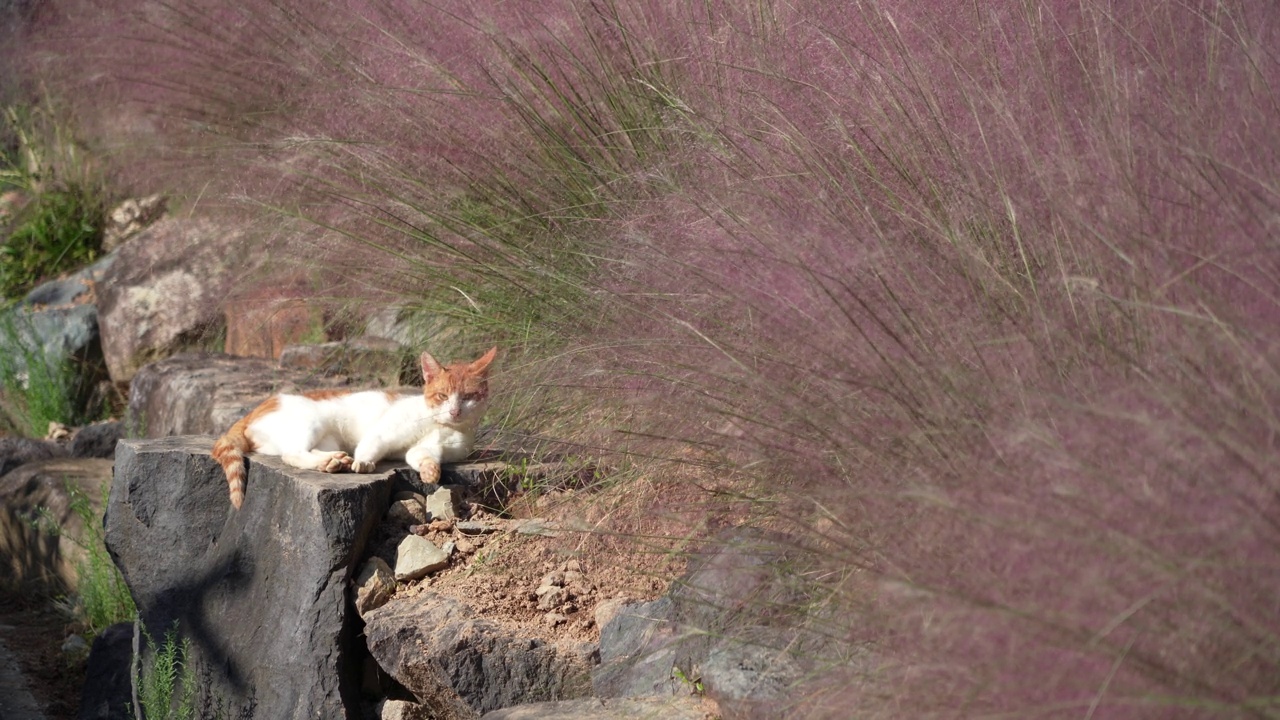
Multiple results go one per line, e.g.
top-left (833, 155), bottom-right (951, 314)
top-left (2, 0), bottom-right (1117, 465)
top-left (222, 282), bottom-right (325, 360)
top-left (96, 217), bottom-right (245, 383)
top-left (104, 436), bottom-right (394, 719)
top-left (0, 255), bottom-right (113, 401)
top-left (0, 457), bottom-right (113, 593)
top-left (68, 420), bottom-right (124, 459)
top-left (594, 529), bottom-right (841, 717)
top-left (0, 435), bottom-right (65, 477)
top-left (479, 696), bottom-right (712, 720)
top-left (77, 621), bottom-right (134, 720)
top-left (124, 353), bottom-right (349, 438)
top-left (364, 591), bottom-right (595, 718)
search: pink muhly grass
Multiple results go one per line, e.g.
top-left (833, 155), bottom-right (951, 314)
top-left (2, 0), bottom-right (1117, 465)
top-left (8, 0), bottom-right (1279, 717)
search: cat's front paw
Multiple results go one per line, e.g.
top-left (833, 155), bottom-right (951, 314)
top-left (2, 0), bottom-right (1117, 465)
top-left (351, 459), bottom-right (377, 474)
top-left (319, 452), bottom-right (354, 473)
top-left (417, 458), bottom-right (441, 485)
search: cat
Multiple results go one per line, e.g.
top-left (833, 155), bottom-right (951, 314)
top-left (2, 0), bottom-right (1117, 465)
top-left (212, 347), bottom-right (497, 509)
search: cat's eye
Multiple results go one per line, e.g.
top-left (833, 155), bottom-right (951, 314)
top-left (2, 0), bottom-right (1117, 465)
top-left (431, 392), bottom-right (448, 403)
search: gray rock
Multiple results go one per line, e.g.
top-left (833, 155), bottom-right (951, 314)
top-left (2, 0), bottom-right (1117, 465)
top-left (61, 633), bottom-right (90, 658)
top-left (424, 486), bottom-right (460, 521)
top-left (69, 421), bottom-right (123, 459)
top-left (387, 497), bottom-right (429, 527)
top-left (0, 302), bottom-right (98, 374)
top-left (593, 528), bottom-right (831, 714)
top-left (105, 436), bottom-right (393, 719)
top-left (1, 255), bottom-right (113, 383)
top-left (124, 353), bottom-right (348, 438)
top-left (378, 698), bottom-right (435, 720)
top-left (593, 597), bottom-right (701, 698)
top-left (102, 194), bottom-right (166, 251)
top-left (0, 628), bottom-right (44, 720)
top-left (279, 337), bottom-right (411, 386)
top-left (593, 598), bottom-right (632, 633)
top-left (480, 696), bottom-right (710, 720)
top-left (96, 217), bottom-right (244, 383)
top-left (0, 436), bottom-right (65, 477)
top-left (364, 307), bottom-right (462, 359)
top-left (0, 457), bottom-right (113, 593)
top-left (702, 629), bottom-right (804, 703)
top-left (455, 521), bottom-right (500, 535)
top-left (537, 587), bottom-right (568, 611)
top-left (365, 592), bottom-right (593, 716)
top-left (77, 621), bottom-right (134, 720)
top-left (354, 557), bottom-right (397, 618)
top-left (23, 254), bottom-right (115, 307)
top-left (394, 535), bottom-right (450, 581)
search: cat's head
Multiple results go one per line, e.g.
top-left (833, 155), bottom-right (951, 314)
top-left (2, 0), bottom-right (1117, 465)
top-left (420, 346), bottom-right (498, 426)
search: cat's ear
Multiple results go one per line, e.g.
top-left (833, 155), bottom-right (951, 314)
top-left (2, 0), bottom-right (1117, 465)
top-left (470, 346), bottom-right (498, 375)
top-left (420, 351), bottom-right (445, 382)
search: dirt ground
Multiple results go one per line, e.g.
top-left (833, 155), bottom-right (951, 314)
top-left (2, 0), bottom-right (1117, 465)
top-left (0, 590), bottom-right (85, 720)
top-left (371, 466), bottom-right (743, 649)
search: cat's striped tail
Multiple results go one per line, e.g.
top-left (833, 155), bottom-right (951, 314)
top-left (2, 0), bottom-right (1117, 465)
top-left (212, 417), bottom-right (255, 509)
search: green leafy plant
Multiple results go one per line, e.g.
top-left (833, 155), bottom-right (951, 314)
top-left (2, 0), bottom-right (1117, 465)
top-left (34, 480), bottom-right (137, 636)
top-left (68, 482), bottom-right (136, 635)
top-left (0, 188), bottom-right (103, 299)
top-left (0, 313), bottom-right (101, 436)
top-left (138, 623), bottom-right (198, 720)
top-left (0, 103), bottom-right (105, 301)
top-left (670, 663), bottom-right (704, 695)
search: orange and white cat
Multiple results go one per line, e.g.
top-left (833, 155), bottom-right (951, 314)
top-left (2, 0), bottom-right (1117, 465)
top-left (212, 347), bottom-right (497, 509)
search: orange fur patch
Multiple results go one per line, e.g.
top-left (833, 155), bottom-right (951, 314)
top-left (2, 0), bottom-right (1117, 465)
top-left (212, 395), bottom-right (281, 509)
top-left (425, 362), bottom-right (490, 401)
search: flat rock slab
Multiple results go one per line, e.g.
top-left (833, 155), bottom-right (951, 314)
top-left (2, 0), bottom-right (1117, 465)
top-left (480, 696), bottom-right (713, 720)
top-left (364, 592), bottom-right (594, 717)
top-left (125, 353), bottom-right (350, 438)
top-left (0, 458), bottom-right (114, 593)
top-left (593, 529), bottom-right (840, 717)
top-left (105, 437), bottom-right (394, 719)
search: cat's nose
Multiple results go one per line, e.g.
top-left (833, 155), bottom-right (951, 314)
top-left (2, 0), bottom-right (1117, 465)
top-left (450, 408), bottom-right (461, 419)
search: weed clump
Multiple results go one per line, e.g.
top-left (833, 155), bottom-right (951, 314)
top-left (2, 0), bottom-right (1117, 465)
top-left (137, 623), bottom-right (197, 720)
top-left (0, 103), bottom-right (106, 301)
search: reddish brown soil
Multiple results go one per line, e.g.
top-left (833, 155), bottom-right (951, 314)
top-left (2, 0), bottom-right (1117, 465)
top-left (379, 467), bottom-right (747, 651)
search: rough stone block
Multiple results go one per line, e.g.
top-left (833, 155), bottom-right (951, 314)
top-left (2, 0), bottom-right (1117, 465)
top-left (105, 436), bottom-right (394, 719)
top-left (365, 592), bottom-right (594, 716)
top-left (394, 535), bottom-right (449, 581)
top-left (0, 458), bottom-right (113, 593)
top-left (223, 289), bottom-right (324, 360)
top-left (124, 353), bottom-right (349, 438)
top-left (76, 622), bottom-right (134, 720)
top-left (355, 557), bottom-right (397, 618)
top-left (96, 217), bottom-right (243, 383)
